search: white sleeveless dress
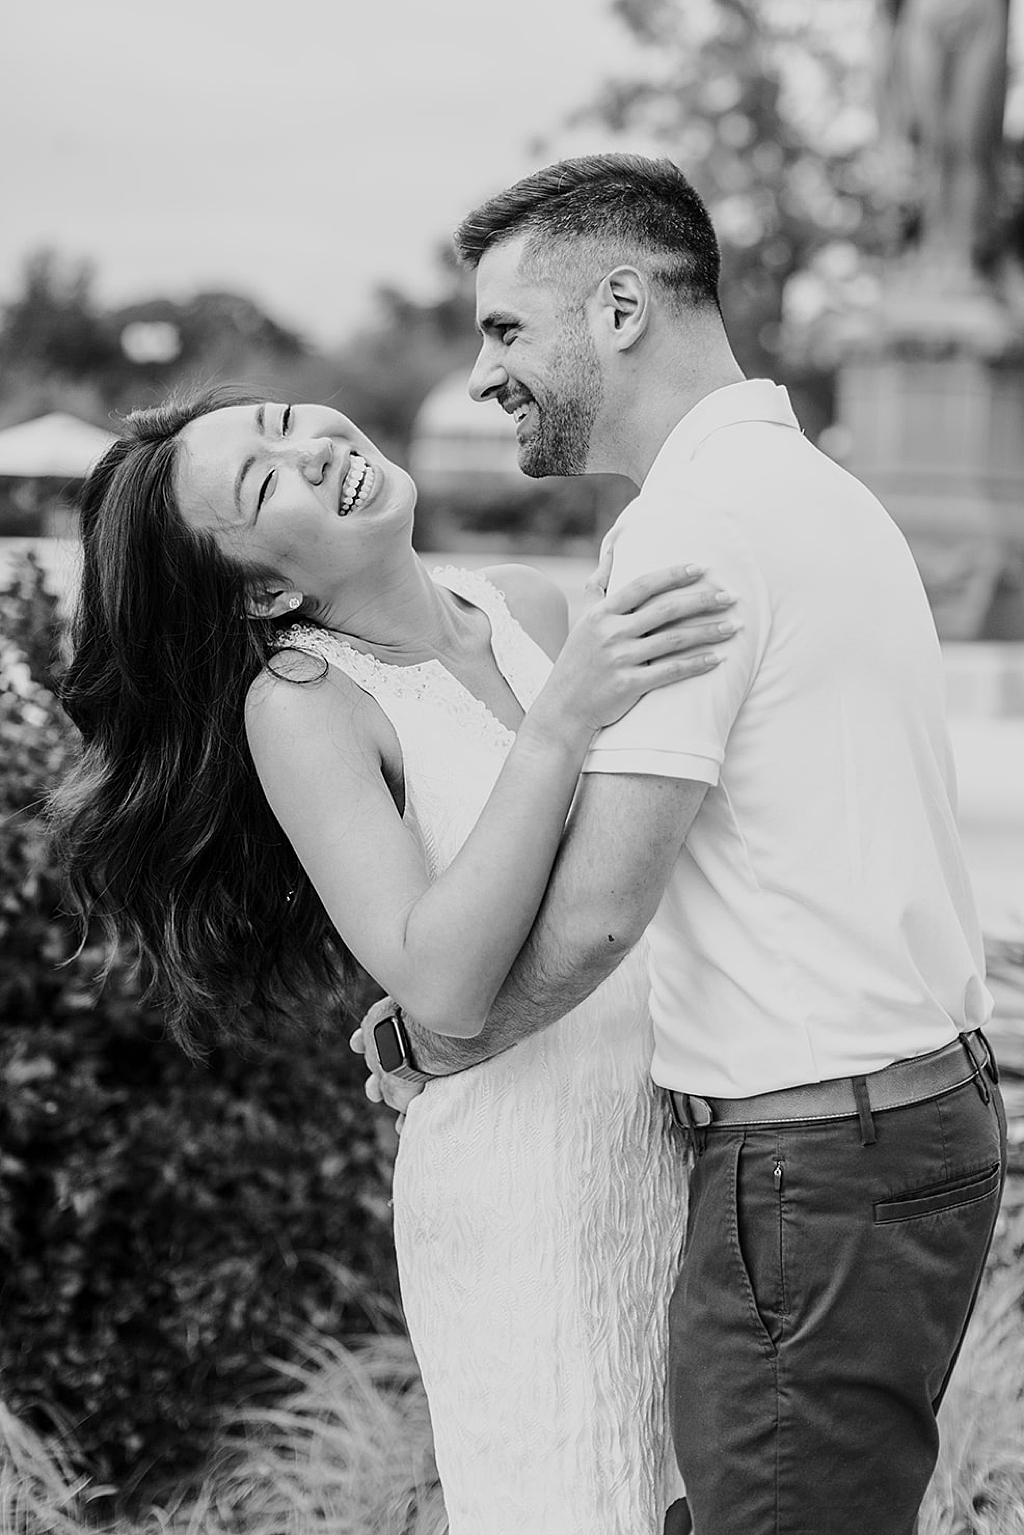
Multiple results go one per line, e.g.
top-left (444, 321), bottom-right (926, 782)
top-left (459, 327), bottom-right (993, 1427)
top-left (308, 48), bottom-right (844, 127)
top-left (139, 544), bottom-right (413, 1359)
top-left (285, 568), bottom-right (687, 1534)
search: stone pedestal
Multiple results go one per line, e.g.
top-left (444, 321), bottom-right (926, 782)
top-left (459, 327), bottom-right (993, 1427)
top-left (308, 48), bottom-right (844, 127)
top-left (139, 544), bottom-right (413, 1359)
top-left (837, 347), bottom-right (1024, 639)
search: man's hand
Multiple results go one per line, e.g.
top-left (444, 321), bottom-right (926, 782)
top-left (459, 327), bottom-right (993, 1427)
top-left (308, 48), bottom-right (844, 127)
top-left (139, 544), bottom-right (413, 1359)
top-left (350, 995), bottom-right (426, 1133)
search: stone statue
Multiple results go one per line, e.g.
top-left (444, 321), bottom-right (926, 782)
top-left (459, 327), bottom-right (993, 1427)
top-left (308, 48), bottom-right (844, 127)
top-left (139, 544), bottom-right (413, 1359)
top-left (881, 0), bottom-right (1010, 285)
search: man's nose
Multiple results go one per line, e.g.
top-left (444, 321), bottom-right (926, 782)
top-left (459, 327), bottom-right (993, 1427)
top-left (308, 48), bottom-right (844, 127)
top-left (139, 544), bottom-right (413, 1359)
top-left (468, 343), bottom-right (508, 403)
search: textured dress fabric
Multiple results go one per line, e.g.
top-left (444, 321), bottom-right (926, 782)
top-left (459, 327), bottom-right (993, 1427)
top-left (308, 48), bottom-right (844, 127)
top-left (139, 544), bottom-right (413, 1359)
top-left (283, 568), bottom-right (688, 1534)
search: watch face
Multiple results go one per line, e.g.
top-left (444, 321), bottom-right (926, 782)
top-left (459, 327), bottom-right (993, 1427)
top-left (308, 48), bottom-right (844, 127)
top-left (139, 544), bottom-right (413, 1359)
top-left (373, 1014), bottom-right (407, 1074)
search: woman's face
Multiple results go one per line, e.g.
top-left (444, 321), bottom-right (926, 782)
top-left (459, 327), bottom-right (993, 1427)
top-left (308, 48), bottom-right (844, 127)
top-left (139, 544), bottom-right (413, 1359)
top-left (174, 401), bottom-right (416, 611)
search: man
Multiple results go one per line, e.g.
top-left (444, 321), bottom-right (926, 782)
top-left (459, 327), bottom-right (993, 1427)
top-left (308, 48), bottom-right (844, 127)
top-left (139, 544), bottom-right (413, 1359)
top-left (357, 155), bottom-right (1006, 1534)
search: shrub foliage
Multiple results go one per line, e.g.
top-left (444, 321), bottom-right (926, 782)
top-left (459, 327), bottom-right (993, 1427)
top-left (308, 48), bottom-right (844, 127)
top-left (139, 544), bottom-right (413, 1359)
top-left (0, 553), bottom-right (398, 1501)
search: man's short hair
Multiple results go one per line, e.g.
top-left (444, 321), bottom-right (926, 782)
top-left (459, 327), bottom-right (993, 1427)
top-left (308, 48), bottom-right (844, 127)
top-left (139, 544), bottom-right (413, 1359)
top-left (454, 153), bottom-right (721, 313)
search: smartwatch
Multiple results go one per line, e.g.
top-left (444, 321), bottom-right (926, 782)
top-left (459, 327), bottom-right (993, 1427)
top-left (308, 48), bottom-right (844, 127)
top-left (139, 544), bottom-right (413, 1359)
top-left (372, 1006), bottom-right (436, 1084)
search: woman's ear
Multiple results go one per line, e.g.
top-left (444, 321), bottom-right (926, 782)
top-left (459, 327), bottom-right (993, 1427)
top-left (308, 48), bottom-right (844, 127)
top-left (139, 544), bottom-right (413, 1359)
top-left (245, 588), bottom-right (304, 621)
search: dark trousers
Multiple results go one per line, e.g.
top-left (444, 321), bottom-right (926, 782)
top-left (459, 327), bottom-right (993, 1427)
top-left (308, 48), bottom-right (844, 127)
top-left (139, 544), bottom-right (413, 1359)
top-left (668, 1054), bottom-right (1006, 1535)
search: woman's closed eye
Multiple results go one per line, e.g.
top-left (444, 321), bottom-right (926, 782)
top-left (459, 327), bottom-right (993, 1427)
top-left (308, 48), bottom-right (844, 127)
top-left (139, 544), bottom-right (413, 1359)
top-left (257, 467), bottom-right (275, 513)
top-left (255, 405), bottom-right (294, 512)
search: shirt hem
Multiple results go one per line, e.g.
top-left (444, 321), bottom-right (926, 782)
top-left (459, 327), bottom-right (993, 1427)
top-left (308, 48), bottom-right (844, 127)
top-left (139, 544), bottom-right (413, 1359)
top-left (582, 748), bottom-right (720, 785)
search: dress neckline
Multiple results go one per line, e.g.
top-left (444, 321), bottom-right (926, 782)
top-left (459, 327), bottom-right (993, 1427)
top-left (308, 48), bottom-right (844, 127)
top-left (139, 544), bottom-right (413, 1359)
top-left (276, 566), bottom-right (538, 749)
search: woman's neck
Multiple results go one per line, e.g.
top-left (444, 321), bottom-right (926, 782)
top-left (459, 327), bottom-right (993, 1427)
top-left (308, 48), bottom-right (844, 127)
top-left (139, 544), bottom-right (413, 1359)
top-left (319, 554), bottom-right (475, 667)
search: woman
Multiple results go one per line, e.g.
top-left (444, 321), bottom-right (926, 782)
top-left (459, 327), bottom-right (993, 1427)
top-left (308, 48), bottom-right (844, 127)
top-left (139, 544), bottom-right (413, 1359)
top-left (52, 388), bottom-right (735, 1533)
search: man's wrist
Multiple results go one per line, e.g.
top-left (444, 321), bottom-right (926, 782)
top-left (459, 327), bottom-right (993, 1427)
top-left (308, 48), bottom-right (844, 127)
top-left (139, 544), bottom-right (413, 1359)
top-left (372, 1007), bottom-right (438, 1083)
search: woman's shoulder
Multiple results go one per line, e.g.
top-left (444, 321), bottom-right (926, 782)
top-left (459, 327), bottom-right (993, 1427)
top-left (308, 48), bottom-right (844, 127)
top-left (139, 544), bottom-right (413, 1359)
top-left (479, 563), bottom-right (568, 661)
top-left (244, 647), bottom-right (388, 762)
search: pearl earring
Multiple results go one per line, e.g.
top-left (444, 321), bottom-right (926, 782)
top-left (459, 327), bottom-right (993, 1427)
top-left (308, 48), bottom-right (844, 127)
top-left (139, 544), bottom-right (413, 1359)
top-left (288, 596), bottom-right (302, 610)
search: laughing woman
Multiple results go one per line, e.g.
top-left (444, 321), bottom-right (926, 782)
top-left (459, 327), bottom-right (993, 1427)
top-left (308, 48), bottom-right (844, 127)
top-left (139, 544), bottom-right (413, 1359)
top-left (51, 388), bottom-right (734, 1533)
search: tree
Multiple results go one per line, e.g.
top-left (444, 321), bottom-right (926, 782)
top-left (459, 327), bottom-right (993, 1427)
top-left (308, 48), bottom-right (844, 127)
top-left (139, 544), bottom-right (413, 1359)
top-left (0, 252), bottom-right (312, 424)
top-left (574, 0), bottom-right (893, 432)
top-left (0, 251), bottom-right (119, 387)
top-left (310, 249), bottom-right (479, 463)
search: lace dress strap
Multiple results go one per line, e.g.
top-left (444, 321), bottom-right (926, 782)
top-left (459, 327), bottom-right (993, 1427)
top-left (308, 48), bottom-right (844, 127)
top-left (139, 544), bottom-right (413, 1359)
top-left (275, 624), bottom-right (380, 691)
top-left (431, 565), bottom-right (553, 711)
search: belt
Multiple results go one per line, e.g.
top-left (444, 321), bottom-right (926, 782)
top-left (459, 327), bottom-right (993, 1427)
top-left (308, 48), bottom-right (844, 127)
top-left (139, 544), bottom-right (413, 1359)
top-left (669, 1031), bottom-right (998, 1132)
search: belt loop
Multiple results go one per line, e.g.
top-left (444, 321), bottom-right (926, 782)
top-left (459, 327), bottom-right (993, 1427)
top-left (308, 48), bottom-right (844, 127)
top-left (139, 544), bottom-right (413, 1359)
top-left (975, 1027), bottom-right (1000, 1084)
top-left (851, 1076), bottom-right (876, 1146)
top-left (669, 1094), bottom-right (710, 1158)
top-left (960, 1032), bottom-right (992, 1103)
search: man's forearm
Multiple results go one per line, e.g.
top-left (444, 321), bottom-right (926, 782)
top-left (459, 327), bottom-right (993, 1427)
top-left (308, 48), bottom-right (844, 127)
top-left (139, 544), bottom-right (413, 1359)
top-left (402, 773), bottom-right (701, 1078)
top-left (404, 910), bottom-right (630, 1074)
top-left (401, 777), bottom-right (662, 1074)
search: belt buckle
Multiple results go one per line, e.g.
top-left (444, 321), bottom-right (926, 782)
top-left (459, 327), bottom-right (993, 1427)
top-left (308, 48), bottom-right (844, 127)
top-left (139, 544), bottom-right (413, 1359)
top-left (672, 1093), bottom-right (714, 1132)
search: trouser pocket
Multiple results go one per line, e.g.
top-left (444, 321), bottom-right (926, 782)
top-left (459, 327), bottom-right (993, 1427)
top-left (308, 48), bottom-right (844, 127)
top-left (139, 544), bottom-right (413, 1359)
top-left (874, 1161), bottom-right (1002, 1223)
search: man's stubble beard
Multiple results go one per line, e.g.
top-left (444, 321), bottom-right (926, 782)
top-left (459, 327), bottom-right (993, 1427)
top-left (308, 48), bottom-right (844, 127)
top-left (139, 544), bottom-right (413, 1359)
top-left (518, 320), bottom-right (604, 480)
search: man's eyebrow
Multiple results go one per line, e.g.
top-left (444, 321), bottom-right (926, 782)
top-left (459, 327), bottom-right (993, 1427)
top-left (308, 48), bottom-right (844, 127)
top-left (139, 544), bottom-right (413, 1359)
top-left (477, 311), bottom-right (519, 337)
top-left (232, 403), bottom-right (266, 516)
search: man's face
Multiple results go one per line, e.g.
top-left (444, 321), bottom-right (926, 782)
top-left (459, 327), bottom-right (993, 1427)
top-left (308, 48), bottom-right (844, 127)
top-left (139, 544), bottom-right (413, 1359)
top-left (468, 235), bottom-right (605, 478)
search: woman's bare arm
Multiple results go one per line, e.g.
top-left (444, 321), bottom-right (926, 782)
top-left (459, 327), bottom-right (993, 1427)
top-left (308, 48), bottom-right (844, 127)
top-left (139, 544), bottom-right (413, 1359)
top-left (247, 566), bottom-right (728, 1037)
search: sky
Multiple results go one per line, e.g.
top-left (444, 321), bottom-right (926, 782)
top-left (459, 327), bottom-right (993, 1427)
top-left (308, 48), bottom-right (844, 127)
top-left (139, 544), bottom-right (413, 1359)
top-left (4, 0), bottom-right (655, 347)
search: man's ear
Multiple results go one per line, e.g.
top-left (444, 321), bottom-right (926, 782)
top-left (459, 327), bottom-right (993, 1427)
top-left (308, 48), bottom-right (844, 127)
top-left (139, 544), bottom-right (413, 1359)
top-left (594, 266), bottom-right (650, 351)
top-left (245, 587), bottom-right (304, 621)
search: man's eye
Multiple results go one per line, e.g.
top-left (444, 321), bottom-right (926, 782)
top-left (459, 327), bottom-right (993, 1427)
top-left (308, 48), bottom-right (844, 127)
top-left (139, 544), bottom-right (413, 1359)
top-left (501, 328), bottom-right (518, 345)
top-left (281, 404), bottom-right (293, 433)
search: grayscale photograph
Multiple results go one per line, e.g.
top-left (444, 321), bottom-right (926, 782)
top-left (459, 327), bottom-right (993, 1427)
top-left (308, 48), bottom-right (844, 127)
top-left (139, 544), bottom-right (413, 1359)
top-left (1, 2), bottom-right (1023, 1531)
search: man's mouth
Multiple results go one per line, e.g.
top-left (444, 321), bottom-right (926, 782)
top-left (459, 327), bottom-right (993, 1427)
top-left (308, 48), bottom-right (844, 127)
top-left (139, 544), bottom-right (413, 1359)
top-left (503, 396), bottom-right (536, 433)
top-left (338, 452), bottom-right (375, 515)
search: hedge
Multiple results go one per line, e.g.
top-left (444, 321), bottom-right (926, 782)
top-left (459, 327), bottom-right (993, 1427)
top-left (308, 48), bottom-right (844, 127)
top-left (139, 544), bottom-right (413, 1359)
top-left (0, 554), bottom-right (398, 1504)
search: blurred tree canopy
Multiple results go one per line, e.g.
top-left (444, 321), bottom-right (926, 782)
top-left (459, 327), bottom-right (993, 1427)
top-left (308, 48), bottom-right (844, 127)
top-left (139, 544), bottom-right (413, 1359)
top-left (0, 250), bottom-right (310, 430)
top-left (0, 247), bottom-right (476, 467)
top-left (570, 0), bottom-right (901, 434)
top-left (575, 0), bottom-right (1024, 414)
top-left (5, 1), bottom-right (1019, 471)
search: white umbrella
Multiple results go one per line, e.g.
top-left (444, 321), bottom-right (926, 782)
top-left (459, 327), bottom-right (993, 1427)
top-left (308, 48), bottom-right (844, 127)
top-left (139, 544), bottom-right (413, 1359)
top-left (0, 412), bottom-right (117, 479)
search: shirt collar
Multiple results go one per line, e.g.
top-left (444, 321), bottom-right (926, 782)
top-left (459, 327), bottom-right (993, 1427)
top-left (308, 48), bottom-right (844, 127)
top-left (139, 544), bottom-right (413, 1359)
top-left (646, 379), bottom-right (800, 481)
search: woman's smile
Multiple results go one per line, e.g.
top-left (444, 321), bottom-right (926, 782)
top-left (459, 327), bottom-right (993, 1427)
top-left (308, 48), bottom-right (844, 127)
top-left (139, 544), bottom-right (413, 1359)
top-left (338, 452), bottom-right (378, 515)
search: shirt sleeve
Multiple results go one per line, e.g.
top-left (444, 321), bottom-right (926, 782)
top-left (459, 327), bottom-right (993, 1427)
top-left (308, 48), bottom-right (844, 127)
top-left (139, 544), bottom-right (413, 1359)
top-left (583, 488), bottom-right (769, 784)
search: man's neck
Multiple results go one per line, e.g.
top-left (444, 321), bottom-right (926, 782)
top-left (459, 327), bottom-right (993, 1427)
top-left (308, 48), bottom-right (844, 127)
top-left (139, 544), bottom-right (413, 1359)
top-left (595, 357), bottom-right (748, 487)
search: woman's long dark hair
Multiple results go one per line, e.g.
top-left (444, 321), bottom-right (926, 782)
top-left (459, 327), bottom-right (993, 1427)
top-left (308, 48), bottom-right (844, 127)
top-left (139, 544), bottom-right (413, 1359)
top-left (49, 387), bottom-right (358, 1056)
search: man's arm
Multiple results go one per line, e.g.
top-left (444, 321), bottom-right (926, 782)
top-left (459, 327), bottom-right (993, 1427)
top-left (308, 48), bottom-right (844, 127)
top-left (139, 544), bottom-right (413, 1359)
top-left (404, 770), bottom-right (707, 1074)
top-left (366, 492), bottom-right (762, 1083)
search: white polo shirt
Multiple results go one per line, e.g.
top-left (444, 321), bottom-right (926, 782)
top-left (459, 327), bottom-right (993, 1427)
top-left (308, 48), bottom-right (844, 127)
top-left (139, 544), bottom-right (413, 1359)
top-left (583, 380), bottom-right (992, 1098)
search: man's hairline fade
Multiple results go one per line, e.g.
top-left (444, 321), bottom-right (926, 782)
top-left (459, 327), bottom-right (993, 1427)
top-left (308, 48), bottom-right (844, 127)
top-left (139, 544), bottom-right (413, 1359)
top-left (516, 229), bottom-right (721, 319)
top-left (453, 153), bottom-right (723, 319)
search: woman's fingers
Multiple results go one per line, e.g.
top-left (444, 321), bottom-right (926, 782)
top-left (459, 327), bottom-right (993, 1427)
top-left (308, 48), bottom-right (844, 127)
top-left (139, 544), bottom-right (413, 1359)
top-left (639, 649), bottom-right (727, 687)
top-left (624, 586), bottom-right (736, 638)
top-left (634, 615), bottom-right (741, 662)
top-left (584, 543), bottom-right (615, 604)
top-left (601, 563), bottom-right (707, 616)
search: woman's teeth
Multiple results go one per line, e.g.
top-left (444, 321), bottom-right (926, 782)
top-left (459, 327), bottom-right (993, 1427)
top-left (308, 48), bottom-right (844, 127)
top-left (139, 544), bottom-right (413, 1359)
top-left (338, 453), bottom-right (374, 515)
